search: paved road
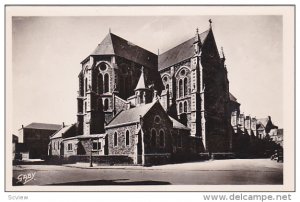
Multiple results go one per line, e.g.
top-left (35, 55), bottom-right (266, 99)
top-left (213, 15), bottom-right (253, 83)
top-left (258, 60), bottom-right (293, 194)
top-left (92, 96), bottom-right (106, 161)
top-left (12, 159), bottom-right (283, 186)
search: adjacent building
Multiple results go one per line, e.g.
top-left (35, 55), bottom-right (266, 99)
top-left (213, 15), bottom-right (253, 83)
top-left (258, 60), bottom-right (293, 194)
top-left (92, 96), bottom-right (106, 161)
top-left (269, 128), bottom-right (284, 147)
top-left (18, 122), bottom-right (62, 159)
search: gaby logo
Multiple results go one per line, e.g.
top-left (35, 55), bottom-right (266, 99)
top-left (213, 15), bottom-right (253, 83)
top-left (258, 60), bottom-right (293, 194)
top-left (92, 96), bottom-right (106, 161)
top-left (17, 172), bottom-right (36, 184)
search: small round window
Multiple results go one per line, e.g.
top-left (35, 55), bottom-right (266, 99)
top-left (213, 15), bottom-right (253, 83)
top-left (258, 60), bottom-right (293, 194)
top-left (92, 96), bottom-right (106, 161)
top-left (180, 69), bottom-right (186, 76)
top-left (154, 116), bottom-right (161, 124)
top-left (99, 63), bottom-right (107, 71)
top-left (163, 76), bottom-right (168, 82)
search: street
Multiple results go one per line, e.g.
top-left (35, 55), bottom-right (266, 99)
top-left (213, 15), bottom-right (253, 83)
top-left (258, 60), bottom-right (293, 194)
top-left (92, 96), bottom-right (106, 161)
top-left (12, 159), bottom-right (283, 186)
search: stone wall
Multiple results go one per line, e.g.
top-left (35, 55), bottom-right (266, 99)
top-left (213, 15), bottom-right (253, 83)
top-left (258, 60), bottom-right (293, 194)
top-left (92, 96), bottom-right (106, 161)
top-left (144, 154), bottom-right (171, 165)
top-left (114, 95), bottom-right (130, 114)
top-left (63, 139), bottom-right (79, 157)
top-left (142, 103), bottom-right (173, 155)
top-left (66, 155), bottom-right (133, 165)
top-left (106, 124), bottom-right (137, 158)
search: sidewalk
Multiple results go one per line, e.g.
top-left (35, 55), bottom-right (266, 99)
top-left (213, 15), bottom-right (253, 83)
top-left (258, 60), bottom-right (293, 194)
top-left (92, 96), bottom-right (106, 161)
top-left (63, 162), bottom-right (144, 170)
top-left (63, 159), bottom-right (282, 172)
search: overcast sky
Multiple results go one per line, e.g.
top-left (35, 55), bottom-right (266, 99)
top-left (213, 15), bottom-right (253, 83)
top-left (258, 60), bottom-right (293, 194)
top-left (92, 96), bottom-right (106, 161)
top-left (11, 15), bottom-right (282, 134)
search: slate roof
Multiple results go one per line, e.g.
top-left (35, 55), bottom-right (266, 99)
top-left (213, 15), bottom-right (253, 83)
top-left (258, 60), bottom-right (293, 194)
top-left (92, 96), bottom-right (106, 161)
top-left (257, 123), bottom-right (265, 131)
top-left (89, 33), bottom-right (158, 69)
top-left (106, 102), bottom-right (156, 128)
top-left (135, 68), bottom-right (147, 90)
top-left (257, 118), bottom-right (269, 128)
top-left (50, 124), bottom-right (74, 139)
top-left (169, 116), bottom-right (190, 130)
top-left (158, 29), bottom-right (210, 71)
top-left (22, 122), bottom-right (62, 131)
top-left (62, 134), bottom-right (107, 141)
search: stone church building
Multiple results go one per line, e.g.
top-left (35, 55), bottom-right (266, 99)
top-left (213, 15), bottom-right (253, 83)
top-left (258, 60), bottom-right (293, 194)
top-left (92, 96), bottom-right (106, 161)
top-left (49, 21), bottom-right (237, 165)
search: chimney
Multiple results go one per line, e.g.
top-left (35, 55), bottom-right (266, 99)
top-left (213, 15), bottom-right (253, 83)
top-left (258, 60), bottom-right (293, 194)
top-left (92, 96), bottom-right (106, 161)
top-left (62, 122), bottom-right (65, 128)
top-left (22, 125), bottom-right (24, 128)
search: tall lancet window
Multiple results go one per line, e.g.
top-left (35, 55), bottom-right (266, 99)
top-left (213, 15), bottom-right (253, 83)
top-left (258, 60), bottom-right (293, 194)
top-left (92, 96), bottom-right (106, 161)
top-left (140, 91), bottom-right (144, 104)
top-left (179, 79), bottom-right (183, 98)
top-left (104, 99), bottom-right (109, 111)
top-left (166, 84), bottom-right (169, 91)
top-left (98, 73), bottom-right (103, 94)
top-left (184, 101), bottom-right (187, 113)
top-left (183, 77), bottom-right (188, 96)
top-left (104, 73), bottom-right (109, 93)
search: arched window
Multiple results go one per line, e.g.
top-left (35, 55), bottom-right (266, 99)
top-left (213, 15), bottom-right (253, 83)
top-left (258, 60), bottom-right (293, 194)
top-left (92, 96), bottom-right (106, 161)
top-left (151, 129), bottom-right (157, 147)
top-left (166, 84), bottom-right (169, 91)
top-left (184, 101), bottom-right (187, 113)
top-left (126, 130), bottom-right (130, 146)
top-left (114, 132), bottom-right (118, 146)
top-left (104, 73), bottom-right (109, 93)
top-left (85, 78), bottom-right (88, 95)
top-left (179, 102), bottom-right (183, 113)
top-left (159, 130), bottom-right (165, 147)
top-left (140, 91), bottom-right (144, 104)
top-left (184, 77), bottom-right (188, 96)
top-left (104, 99), bottom-right (109, 111)
top-left (98, 73), bottom-right (103, 94)
top-left (179, 79), bottom-right (183, 98)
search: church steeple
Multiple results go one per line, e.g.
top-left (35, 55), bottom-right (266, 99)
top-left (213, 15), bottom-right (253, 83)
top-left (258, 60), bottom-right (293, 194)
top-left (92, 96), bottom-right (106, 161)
top-left (135, 66), bottom-right (150, 106)
top-left (135, 66), bottom-right (147, 91)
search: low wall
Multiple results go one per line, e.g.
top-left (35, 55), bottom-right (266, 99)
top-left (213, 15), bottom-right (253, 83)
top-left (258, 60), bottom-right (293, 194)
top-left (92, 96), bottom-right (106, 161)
top-left (211, 152), bottom-right (236, 159)
top-left (144, 153), bottom-right (171, 165)
top-left (66, 155), bottom-right (133, 165)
